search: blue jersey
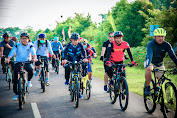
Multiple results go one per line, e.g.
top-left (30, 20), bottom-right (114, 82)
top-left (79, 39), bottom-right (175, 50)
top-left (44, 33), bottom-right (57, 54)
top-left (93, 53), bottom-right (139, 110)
top-left (145, 39), bottom-right (177, 68)
top-left (63, 42), bottom-right (86, 62)
top-left (34, 40), bottom-right (53, 56)
top-left (51, 41), bottom-right (64, 51)
top-left (8, 42), bottom-right (36, 62)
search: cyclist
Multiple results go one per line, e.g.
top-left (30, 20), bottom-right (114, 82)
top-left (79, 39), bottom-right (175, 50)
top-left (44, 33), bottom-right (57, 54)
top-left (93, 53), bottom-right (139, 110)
top-left (11, 36), bottom-right (19, 44)
top-left (100, 32), bottom-right (114, 91)
top-left (144, 28), bottom-right (177, 96)
top-left (6, 32), bottom-right (38, 100)
top-left (34, 33), bottom-right (55, 86)
top-left (105, 31), bottom-right (137, 84)
top-left (62, 32), bottom-right (88, 98)
top-left (51, 36), bottom-right (63, 70)
top-left (0, 33), bottom-right (15, 74)
top-left (80, 38), bottom-right (97, 80)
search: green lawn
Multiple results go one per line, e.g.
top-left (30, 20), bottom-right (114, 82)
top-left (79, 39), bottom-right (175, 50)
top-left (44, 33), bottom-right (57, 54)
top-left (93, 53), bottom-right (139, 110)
top-left (92, 58), bottom-right (177, 96)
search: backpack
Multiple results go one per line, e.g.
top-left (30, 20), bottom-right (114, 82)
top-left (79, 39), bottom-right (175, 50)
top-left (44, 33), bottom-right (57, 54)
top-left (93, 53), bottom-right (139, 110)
top-left (37, 40), bottom-right (48, 48)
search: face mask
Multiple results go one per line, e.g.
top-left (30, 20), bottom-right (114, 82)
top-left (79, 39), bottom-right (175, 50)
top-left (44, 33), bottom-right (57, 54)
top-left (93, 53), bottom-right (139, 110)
top-left (40, 40), bottom-right (45, 44)
top-left (84, 45), bottom-right (87, 49)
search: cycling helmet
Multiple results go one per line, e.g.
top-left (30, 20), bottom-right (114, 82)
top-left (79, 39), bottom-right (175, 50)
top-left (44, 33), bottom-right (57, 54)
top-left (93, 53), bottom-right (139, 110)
top-left (114, 31), bottom-right (123, 37)
top-left (80, 38), bottom-right (88, 44)
top-left (38, 33), bottom-right (46, 38)
top-left (153, 28), bottom-right (166, 36)
top-left (3, 33), bottom-right (10, 38)
top-left (20, 32), bottom-right (29, 38)
top-left (70, 32), bottom-right (80, 40)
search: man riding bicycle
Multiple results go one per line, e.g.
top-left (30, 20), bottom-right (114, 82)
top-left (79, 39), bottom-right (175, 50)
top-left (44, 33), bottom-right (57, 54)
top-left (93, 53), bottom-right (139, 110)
top-left (62, 32), bottom-right (88, 98)
top-left (34, 33), bottom-right (55, 86)
top-left (6, 32), bottom-right (38, 101)
top-left (144, 28), bottom-right (177, 96)
top-left (0, 33), bottom-right (16, 74)
top-left (51, 36), bottom-right (63, 70)
top-left (105, 31), bottom-right (137, 84)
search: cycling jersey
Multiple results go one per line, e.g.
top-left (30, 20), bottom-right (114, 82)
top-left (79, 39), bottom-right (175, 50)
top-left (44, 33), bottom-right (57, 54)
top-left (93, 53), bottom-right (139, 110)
top-left (63, 42), bottom-right (86, 62)
top-left (0, 40), bottom-right (15, 57)
top-left (51, 41), bottom-right (64, 51)
top-left (102, 40), bottom-right (111, 58)
top-left (145, 39), bottom-right (177, 68)
top-left (34, 40), bottom-right (53, 56)
top-left (8, 42), bottom-right (36, 62)
top-left (106, 41), bottom-right (133, 62)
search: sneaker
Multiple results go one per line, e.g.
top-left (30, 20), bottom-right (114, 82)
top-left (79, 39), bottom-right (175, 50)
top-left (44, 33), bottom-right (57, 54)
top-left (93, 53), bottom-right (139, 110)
top-left (52, 67), bottom-right (55, 71)
top-left (79, 93), bottom-right (83, 99)
top-left (65, 80), bottom-right (69, 85)
top-left (12, 95), bottom-right (19, 101)
top-left (46, 78), bottom-right (50, 86)
top-left (104, 85), bottom-right (107, 91)
top-left (144, 86), bottom-right (151, 96)
top-left (27, 81), bottom-right (32, 87)
top-left (35, 69), bottom-right (39, 76)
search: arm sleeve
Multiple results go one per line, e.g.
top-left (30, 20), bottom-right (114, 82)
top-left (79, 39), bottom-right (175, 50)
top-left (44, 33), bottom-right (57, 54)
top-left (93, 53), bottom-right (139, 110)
top-left (34, 41), bottom-right (38, 51)
top-left (105, 43), bottom-right (113, 61)
top-left (47, 41), bottom-right (54, 55)
top-left (59, 42), bottom-right (64, 51)
top-left (126, 48), bottom-right (133, 62)
top-left (30, 45), bottom-right (36, 56)
top-left (167, 43), bottom-right (177, 66)
top-left (63, 45), bottom-right (69, 60)
top-left (145, 42), bottom-right (153, 68)
top-left (81, 44), bottom-right (86, 59)
top-left (8, 46), bottom-right (17, 58)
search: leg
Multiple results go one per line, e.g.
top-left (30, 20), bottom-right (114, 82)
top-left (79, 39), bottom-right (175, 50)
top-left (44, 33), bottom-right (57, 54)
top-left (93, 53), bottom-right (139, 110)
top-left (13, 63), bottom-right (21, 95)
top-left (64, 64), bottom-right (71, 85)
top-left (145, 66), bottom-right (152, 86)
top-left (24, 63), bottom-right (33, 81)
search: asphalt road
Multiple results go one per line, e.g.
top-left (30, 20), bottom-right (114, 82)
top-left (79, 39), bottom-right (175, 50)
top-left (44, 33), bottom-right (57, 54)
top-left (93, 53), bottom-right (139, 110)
top-left (0, 64), bottom-right (164, 118)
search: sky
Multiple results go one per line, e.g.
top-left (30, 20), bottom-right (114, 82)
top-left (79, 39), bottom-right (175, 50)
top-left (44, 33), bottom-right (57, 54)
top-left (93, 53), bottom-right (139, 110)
top-left (0, 0), bottom-right (135, 31)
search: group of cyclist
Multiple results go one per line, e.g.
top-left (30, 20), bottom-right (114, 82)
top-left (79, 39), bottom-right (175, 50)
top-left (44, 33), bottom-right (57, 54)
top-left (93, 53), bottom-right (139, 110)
top-left (0, 27), bottom-right (177, 106)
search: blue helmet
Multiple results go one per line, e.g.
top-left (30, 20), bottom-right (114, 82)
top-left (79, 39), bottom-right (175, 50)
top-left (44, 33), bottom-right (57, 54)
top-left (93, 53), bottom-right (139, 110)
top-left (114, 31), bottom-right (123, 37)
top-left (70, 32), bottom-right (80, 40)
top-left (54, 36), bottom-right (58, 41)
top-left (20, 32), bottom-right (29, 38)
top-left (38, 33), bottom-right (46, 38)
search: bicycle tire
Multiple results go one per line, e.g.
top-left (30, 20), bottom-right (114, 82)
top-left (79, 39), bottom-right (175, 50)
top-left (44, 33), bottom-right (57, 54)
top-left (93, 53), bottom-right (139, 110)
top-left (110, 78), bottom-right (117, 104)
top-left (41, 69), bottom-right (45, 92)
top-left (119, 77), bottom-right (129, 111)
top-left (144, 79), bottom-right (156, 114)
top-left (75, 77), bottom-right (79, 108)
top-left (81, 82), bottom-right (84, 95)
top-left (57, 59), bottom-right (59, 74)
top-left (70, 81), bottom-right (74, 101)
top-left (86, 80), bottom-right (91, 99)
top-left (161, 82), bottom-right (177, 118)
top-left (18, 78), bottom-right (23, 110)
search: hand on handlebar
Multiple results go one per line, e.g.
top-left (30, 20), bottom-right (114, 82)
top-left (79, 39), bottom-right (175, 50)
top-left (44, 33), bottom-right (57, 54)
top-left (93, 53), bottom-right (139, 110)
top-left (62, 59), bottom-right (67, 65)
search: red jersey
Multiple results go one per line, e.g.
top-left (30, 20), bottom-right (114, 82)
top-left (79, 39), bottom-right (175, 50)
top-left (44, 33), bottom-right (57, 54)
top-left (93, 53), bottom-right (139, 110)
top-left (110, 41), bottom-right (130, 62)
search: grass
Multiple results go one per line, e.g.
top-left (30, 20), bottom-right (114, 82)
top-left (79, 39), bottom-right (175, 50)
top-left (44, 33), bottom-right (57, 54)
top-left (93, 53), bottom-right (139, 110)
top-left (92, 57), bottom-right (177, 96)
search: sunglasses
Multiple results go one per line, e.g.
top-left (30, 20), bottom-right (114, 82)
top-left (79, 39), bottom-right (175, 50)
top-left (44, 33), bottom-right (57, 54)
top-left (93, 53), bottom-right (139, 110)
top-left (109, 36), bottom-right (114, 38)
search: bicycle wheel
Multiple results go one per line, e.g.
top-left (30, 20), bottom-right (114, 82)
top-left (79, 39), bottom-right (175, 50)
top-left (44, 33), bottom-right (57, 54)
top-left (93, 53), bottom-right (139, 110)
top-left (119, 77), bottom-right (129, 111)
top-left (74, 77), bottom-right (79, 108)
top-left (69, 80), bottom-right (74, 101)
top-left (57, 59), bottom-right (59, 74)
top-left (162, 82), bottom-right (177, 118)
top-left (86, 80), bottom-right (91, 99)
top-left (18, 78), bottom-right (23, 110)
top-left (110, 78), bottom-right (117, 104)
top-left (41, 70), bottom-right (45, 92)
top-left (144, 79), bottom-right (156, 114)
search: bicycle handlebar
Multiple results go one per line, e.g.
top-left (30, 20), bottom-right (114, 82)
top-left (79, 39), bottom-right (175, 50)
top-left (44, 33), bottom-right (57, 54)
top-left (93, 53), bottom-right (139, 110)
top-left (151, 67), bottom-right (177, 75)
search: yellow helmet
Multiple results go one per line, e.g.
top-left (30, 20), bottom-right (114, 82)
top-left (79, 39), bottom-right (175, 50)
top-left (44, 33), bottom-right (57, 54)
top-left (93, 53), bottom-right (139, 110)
top-left (80, 38), bottom-right (88, 44)
top-left (153, 28), bottom-right (166, 36)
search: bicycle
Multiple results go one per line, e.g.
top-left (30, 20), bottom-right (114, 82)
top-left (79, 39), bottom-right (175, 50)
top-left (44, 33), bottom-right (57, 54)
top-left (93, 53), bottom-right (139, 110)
top-left (17, 61), bottom-right (32, 110)
top-left (66, 60), bottom-right (83, 108)
top-left (38, 56), bottom-right (48, 92)
top-left (81, 70), bottom-right (91, 99)
top-left (109, 63), bottom-right (135, 111)
top-left (144, 68), bottom-right (177, 118)
top-left (5, 62), bottom-right (13, 90)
